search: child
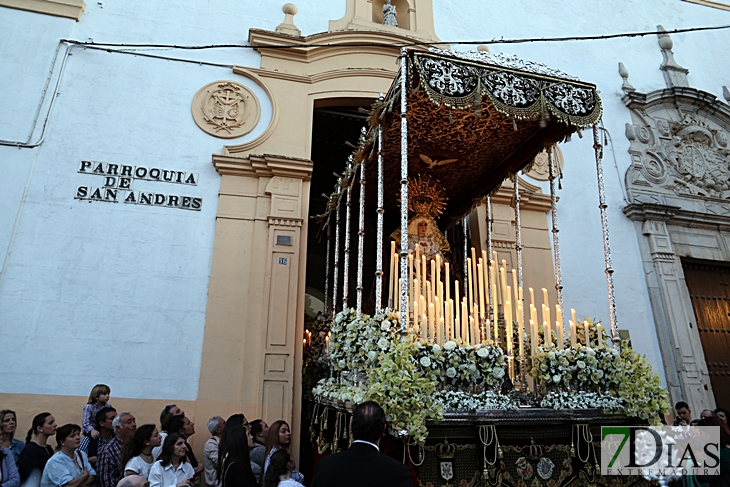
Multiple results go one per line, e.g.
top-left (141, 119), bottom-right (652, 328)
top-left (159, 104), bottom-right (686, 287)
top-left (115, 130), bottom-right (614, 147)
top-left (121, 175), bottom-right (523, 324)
top-left (262, 450), bottom-right (302, 487)
top-left (82, 384), bottom-right (112, 438)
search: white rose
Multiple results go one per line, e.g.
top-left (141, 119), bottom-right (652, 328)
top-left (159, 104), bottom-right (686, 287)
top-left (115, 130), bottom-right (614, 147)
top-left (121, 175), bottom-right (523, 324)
top-left (548, 351), bottom-right (556, 360)
top-left (446, 367), bottom-right (457, 378)
top-left (367, 350), bottom-right (378, 361)
top-left (444, 341), bottom-right (457, 351)
top-left (377, 337), bottom-right (389, 350)
top-left (552, 374), bottom-right (562, 383)
top-left (477, 347), bottom-right (488, 358)
top-left (337, 360), bottom-right (346, 368)
top-left (493, 368), bottom-right (505, 379)
top-left (432, 344), bottom-right (441, 353)
top-left (381, 322), bottom-right (390, 331)
top-left (419, 356), bottom-right (432, 367)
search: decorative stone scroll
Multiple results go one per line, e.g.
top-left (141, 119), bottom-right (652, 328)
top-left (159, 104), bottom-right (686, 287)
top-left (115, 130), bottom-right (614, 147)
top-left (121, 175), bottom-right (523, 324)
top-left (411, 51), bottom-right (602, 128)
top-left (192, 80), bottom-right (261, 139)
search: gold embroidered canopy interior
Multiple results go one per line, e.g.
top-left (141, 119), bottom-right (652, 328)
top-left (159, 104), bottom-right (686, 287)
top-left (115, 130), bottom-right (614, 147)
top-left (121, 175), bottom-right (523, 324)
top-left (320, 48), bottom-right (603, 229)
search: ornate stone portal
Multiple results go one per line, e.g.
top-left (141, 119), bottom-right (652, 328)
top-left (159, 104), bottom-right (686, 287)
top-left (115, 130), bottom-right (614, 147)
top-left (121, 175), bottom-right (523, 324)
top-left (621, 27), bottom-right (730, 410)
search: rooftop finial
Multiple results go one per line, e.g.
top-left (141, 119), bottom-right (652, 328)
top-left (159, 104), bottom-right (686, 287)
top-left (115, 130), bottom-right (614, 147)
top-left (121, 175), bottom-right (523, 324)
top-left (723, 86), bottom-right (730, 104)
top-left (657, 25), bottom-right (688, 88)
top-left (276, 3), bottom-right (301, 37)
top-left (618, 62), bottom-right (635, 93)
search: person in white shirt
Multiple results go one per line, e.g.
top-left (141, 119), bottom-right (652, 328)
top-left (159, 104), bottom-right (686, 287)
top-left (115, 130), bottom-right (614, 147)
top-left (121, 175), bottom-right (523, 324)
top-left (261, 450), bottom-right (302, 487)
top-left (148, 434), bottom-right (195, 487)
top-left (122, 425), bottom-right (162, 479)
top-left (203, 417), bottom-right (224, 487)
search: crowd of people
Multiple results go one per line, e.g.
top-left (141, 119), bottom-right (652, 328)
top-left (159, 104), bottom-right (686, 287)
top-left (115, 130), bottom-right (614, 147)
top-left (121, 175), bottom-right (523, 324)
top-left (0, 385), bottom-right (306, 487)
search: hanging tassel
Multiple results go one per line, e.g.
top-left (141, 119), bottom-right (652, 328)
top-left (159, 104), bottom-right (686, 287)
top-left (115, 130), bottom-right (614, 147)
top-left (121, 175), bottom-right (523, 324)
top-left (513, 120), bottom-right (518, 132)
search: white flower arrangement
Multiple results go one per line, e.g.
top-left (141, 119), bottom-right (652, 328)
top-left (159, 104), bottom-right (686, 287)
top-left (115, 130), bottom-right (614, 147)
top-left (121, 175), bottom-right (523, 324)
top-left (433, 390), bottom-right (519, 411)
top-left (530, 344), bottom-right (620, 391)
top-left (329, 308), bottom-right (399, 371)
top-left (540, 391), bottom-right (623, 410)
top-left (412, 339), bottom-right (506, 389)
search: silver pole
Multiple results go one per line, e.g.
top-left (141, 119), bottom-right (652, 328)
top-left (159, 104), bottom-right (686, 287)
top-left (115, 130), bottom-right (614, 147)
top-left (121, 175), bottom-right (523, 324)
top-left (487, 196), bottom-right (494, 324)
top-left (399, 47), bottom-right (409, 332)
top-left (513, 176), bottom-right (525, 390)
top-left (375, 103), bottom-right (385, 312)
top-left (548, 145), bottom-right (564, 311)
top-left (593, 125), bottom-right (618, 346)
top-left (324, 221), bottom-right (331, 316)
top-left (332, 186), bottom-right (342, 318)
top-left (356, 158), bottom-right (366, 316)
top-left (463, 216), bottom-right (469, 297)
top-left (343, 157), bottom-right (353, 310)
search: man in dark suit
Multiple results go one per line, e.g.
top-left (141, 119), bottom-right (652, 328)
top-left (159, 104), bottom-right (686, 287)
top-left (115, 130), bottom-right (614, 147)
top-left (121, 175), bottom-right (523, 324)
top-left (312, 401), bottom-right (413, 487)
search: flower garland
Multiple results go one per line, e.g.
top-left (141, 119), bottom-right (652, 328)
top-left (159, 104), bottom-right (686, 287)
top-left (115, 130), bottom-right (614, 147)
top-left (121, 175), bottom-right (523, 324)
top-left (614, 343), bottom-right (669, 424)
top-left (540, 391), bottom-right (623, 410)
top-left (433, 390), bottom-right (519, 411)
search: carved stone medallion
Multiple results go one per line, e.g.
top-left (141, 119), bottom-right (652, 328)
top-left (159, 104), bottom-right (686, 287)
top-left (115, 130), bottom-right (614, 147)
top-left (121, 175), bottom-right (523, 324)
top-left (192, 80), bottom-right (260, 139)
top-left (524, 146), bottom-right (564, 181)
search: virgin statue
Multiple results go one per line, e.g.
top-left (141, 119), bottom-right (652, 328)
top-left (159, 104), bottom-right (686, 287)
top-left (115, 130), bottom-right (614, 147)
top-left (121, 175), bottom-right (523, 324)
top-left (392, 175), bottom-right (450, 264)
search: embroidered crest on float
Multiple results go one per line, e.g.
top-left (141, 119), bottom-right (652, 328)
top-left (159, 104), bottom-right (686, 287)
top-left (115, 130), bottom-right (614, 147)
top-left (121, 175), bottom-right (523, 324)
top-left (192, 80), bottom-right (261, 139)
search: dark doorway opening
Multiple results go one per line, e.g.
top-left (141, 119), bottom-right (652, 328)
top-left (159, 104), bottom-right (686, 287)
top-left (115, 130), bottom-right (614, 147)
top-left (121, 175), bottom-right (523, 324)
top-left (682, 260), bottom-right (730, 409)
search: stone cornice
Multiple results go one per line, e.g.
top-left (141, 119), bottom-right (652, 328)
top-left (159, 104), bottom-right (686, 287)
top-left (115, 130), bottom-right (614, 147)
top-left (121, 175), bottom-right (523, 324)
top-left (248, 28), bottom-right (428, 66)
top-left (212, 154), bottom-right (313, 180)
top-left (238, 66), bottom-right (397, 85)
top-left (622, 87), bottom-right (730, 123)
top-left (624, 202), bottom-right (730, 231)
top-left (0, 0), bottom-right (85, 20)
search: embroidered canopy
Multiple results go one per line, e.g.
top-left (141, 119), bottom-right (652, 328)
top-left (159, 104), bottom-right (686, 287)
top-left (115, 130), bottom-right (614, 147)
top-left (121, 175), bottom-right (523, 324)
top-left (318, 48), bottom-right (602, 228)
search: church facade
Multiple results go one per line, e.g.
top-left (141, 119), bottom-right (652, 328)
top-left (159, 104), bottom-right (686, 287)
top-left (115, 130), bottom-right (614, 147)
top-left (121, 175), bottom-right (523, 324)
top-left (1, 0), bottom-right (729, 458)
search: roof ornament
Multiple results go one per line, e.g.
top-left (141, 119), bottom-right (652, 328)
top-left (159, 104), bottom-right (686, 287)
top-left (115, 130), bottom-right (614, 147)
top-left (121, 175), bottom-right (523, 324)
top-left (276, 3), bottom-right (301, 37)
top-left (618, 62), bottom-right (635, 94)
top-left (657, 25), bottom-right (689, 88)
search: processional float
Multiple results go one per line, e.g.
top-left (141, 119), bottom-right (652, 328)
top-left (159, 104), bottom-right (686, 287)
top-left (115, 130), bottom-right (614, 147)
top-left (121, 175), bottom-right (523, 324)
top-left (304, 48), bottom-right (665, 487)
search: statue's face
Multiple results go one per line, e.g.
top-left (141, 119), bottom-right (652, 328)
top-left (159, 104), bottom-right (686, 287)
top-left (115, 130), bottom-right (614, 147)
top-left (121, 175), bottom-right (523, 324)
top-left (417, 220), bottom-right (428, 237)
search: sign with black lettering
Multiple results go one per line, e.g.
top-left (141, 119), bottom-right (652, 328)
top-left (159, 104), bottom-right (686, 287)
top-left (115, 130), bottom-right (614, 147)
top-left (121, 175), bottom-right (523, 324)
top-left (74, 160), bottom-right (203, 211)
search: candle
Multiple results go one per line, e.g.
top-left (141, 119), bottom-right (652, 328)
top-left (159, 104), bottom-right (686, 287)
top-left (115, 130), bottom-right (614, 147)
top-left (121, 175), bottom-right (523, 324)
top-left (542, 288), bottom-right (549, 310)
top-left (471, 248), bottom-right (478, 297)
top-left (505, 300), bottom-right (513, 354)
top-left (478, 261), bottom-right (485, 320)
top-left (597, 324), bottom-right (603, 347)
top-left (492, 284), bottom-right (499, 342)
top-left (529, 287), bottom-right (535, 307)
top-left (438, 316), bottom-right (444, 346)
top-left (511, 269), bottom-right (518, 306)
top-left (545, 306), bottom-right (551, 334)
top-left (415, 244), bottom-right (421, 287)
top-left (544, 320), bottom-right (551, 348)
top-left (413, 300), bottom-right (420, 338)
top-left (472, 303), bottom-right (478, 344)
top-left (436, 255), bottom-right (441, 286)
top-left (445, 262), bottom-right (451, 303)
top-left (556, 306), bottom-right (564, 349)
top-left (426, 280), bottom-right (432, 307)
top-left (517, 302), bottom-right (524, 360)
top-left (397, 278), bottom-right (402, 311)
top-left (584, 320), bottom-right (590, 348)
top-left (541, 304), bottom-right (547, 328)
top-left (422, 314), bottom-right (428, 340)
top-left (469, 314), bottom-right (476, 346)
top-left (570, 321), bottom-right (576, 347)
top-left (413, 279), bottom-right (419, 312)
top-left (454, 281), bottom-right (460, 325)
top-left (530, 319), bottom-right (538, 355)
top-left (444, 300), bottom-right (450, 340)
top-left (471, 312), bottom-right (481, 345)
top-left (449, 299), bottom-right (455, 337)
top-left (530, 304), bottom-right (538, 329)
top-left (485, 316), bottom-right (491, 341)
top-left (467, 257), bottom-right (474, 311)
top-left (557, 320), bottom-right (564, 350)
top-left (461, 299), bottom-right (468, 342)
top-left (326, 333), bottom-right (331, 355)
top-left (500, 265), bottom-right (508, 311)
top-left (428, 303), bottom-right (435, 339)
top-left (490, 258), bottom-right (498, 311)
top-left (431, 259), bottom-right (437, 302)
top-left (421, 255), bottom-right (427, 296)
